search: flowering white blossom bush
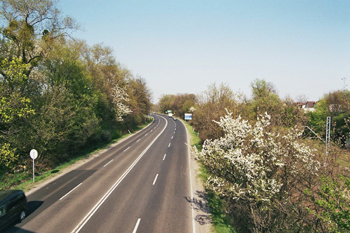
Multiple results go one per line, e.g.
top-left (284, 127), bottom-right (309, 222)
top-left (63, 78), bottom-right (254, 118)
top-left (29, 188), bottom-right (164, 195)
top-left (112, 84), bottom-right (132, 121)
top-left (194, 110), bottom-right (320, 203)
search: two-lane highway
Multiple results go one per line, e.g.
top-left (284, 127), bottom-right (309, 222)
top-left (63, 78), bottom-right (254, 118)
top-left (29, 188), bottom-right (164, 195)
top-left (6, 114), bottom-right (194, 233)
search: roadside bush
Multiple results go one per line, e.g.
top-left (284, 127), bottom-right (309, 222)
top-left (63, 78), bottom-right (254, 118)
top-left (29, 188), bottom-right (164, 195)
top-left (194, 110), bottom-right (335, 232)
top-left (305, 175), bottom-right (350, 233)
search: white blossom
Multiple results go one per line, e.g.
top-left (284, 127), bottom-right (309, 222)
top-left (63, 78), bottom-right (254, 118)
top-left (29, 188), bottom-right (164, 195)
top-left (112, 84), bottom-right (132, 121)
top-left (194, 110), bottom-right (320, 203)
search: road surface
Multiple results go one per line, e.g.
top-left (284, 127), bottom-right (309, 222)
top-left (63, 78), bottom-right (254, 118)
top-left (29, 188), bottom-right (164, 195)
top-left (5, 114), bottom-right (198, 233)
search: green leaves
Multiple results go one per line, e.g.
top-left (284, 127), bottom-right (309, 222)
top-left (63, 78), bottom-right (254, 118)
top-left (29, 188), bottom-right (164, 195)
top-left (0, 58), bottom-right (34, 123)
top-left (0, 143), bottom-right (18, 170)
top-left (307, 176), bottom-right (350, 233)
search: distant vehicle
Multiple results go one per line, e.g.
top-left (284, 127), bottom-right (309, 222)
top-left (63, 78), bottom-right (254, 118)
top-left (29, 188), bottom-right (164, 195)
top-left (0, 190), bottom-right (27, 230)
top-left (168, 113), bottom-right (173, 117)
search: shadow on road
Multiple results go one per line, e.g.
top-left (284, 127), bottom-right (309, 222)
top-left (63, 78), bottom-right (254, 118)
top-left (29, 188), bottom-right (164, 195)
top-left (3, 226), bottom-right (35, 233)
top-left (185, 190), bottom-right (212, 226)
top-left (3, 201), bottom-right (43, 233)
top-left (26, 201), bottom-right (44, 217)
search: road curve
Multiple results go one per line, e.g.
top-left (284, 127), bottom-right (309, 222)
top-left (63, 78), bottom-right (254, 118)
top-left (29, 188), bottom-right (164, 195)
top-left (6, 114), bottom-right (194, 233)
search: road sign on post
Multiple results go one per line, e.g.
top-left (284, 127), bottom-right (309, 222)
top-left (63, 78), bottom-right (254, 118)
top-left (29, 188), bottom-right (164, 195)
top-left (30, 149), bottom-right (38, 183)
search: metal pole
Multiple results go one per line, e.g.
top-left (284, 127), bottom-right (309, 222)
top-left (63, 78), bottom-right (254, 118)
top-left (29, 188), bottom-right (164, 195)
top-left (326, 116), bottom-right (331, 156)
top-left (33, 159), bottom-right (35, 183)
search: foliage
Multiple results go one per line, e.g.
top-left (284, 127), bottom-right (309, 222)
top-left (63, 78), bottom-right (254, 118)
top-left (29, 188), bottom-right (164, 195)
top-left (191, 83), bottom-right (239, 142)
top-left (0, 57), bottom-right (34, 171)
top-left (305, 175), bottom-right (350, 233)
top-left (249, 79), bottom-right (306, 128)
top-left (307, 90), bottom-right (350, 147)
top-left (0, 0), bottom-right (77, 74)
top-left (195, 110), bottom-right (320, 202)
top-left (194, 110), bottom-right (324, 232)
top-left (112, 84), bottom-right (132, 121)
top-left (158, 93), bottom-right (196, 118)
top-left (0, 1), bottom-right (152, 178)
top-left (0, 143), bottom-right (17, 170)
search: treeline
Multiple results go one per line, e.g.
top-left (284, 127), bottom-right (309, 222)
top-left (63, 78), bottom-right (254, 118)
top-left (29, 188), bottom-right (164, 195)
top-left (0, 0), bottom-right (152, 176)
top-left (307, 89), bottom-right (350, 147)
top-left (158, 81), bottom-right (350, 232)
top-left (158, 81), bottom-right (306, 142)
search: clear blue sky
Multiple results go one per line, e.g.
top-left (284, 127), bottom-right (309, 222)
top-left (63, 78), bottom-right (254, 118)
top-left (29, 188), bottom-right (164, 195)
top-left (58, 0), bottom-right (350, 103)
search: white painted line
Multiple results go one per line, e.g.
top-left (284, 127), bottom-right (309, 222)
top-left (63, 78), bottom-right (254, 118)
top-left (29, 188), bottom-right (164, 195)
top-left (59, 183), bottom-right (82, 200)
top-left (72, 116), bottom-right (168, 233)
top-left (133, 218), bottom-right (141, 233)
top-left (137, 139), bottom-right (141, 142)
top-left (174, 132), bottom-right (176, 134)
top-left (184, 124), bottom-right (196, 233)
top-left (153, 174), bottom-right (159, 185)
top-left (151, 130), bottom-right (153, 132)
top-left (163, 154), bottom-right (166, 160)
top-left (168, 143), bottom-right (171, 147)
top-left (171, 136), bottom-right (173, 139)
top-left (145, 133), bottom-right (148, 136)
top-left (103, 159), bottom-right (113, 167)
top-left (124, 147), bottom-right (130, 152)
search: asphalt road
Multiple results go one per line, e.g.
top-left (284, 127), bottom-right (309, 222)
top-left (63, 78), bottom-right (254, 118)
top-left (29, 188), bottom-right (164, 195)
top-left (5, 114), bottom-right (195, 233)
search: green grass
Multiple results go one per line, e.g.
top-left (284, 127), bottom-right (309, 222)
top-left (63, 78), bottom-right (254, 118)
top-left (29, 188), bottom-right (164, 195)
top-left (180, 119), bottom-right (201, 149)
top-left (1, 118), bottom-right (153, 192)
top-left (181, 119), bottom-right (237, 233)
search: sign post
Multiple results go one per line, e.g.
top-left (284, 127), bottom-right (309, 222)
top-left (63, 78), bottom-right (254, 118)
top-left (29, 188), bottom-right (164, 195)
top-left (30, 149), bottom-right (38, 183)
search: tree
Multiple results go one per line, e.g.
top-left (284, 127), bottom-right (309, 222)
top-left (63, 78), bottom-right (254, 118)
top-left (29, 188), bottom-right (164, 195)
top-left (0, 0), bottom-right (77, 76)
top-left (0, 57), bottom-right (34, 171)
top-left (127, 77), bottom-right (152, 125)
top-left (191, 83), bottom-right (238, 142)
top-left (307, 90), bottom-right (350, 146)
top-left (157, 93), bottom-right (196, 119)
top-left (249, 79), bottom-right (306, 128)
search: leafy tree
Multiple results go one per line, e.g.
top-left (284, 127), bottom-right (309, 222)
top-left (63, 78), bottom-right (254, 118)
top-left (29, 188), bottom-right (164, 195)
top-left (306, 175), bottom-right (350, 233)
top-left (0, 0), bottom-right (77, 76)
top-left (157, 93), bottom-right (196, 119)
top-left (307, 90), bottom-right (350, 146)
top-left (191, 83), bottom-right (238, 142)
top-left (158, 94), bottom-right (175, 114)
top-left (127, 77), bottom-right (152, 125)
top-left (0, 57), bottom-right (34, 171)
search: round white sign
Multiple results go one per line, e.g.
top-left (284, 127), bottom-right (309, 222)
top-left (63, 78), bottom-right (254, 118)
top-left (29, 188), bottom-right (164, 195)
top-left (30, 149), bottom-right (38, 160)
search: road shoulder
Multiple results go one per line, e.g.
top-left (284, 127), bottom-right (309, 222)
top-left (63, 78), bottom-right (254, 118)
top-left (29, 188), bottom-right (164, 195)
top-left (183, 119), bottom-right (212, 233)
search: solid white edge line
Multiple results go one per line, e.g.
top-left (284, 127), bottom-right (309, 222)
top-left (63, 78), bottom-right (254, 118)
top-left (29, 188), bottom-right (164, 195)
top-left (59, 183), bottom-right (82, 201)
top-left (103, 159), bottom-right (113, 168)
top-left (72, 116), bottom-right (168, 233)
top-left (183, 120), bottom-right (196, 233)
top-left (133, 218), bottom-right (141, 233)
top-left (153, 174), bottom-right (159, 185)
